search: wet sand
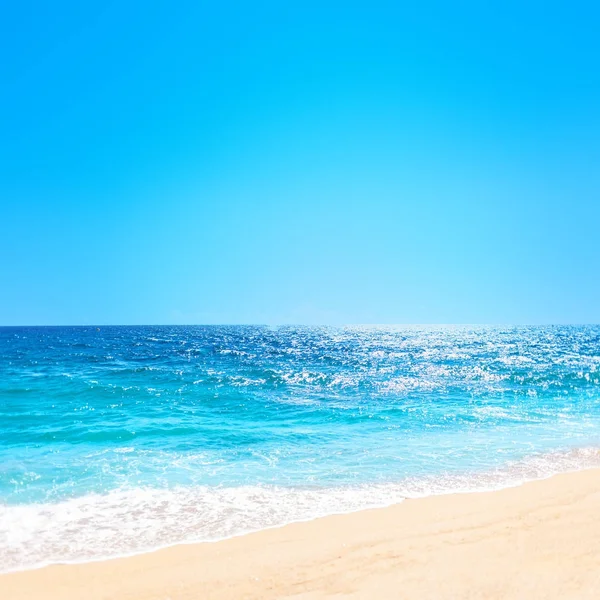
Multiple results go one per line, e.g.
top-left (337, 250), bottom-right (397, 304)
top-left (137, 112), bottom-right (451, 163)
top-left (2, 469), bottom-right (600, 599)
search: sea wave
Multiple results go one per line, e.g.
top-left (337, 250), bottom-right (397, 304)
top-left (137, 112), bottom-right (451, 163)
top-left (2, 446), bottom-right (599, 574)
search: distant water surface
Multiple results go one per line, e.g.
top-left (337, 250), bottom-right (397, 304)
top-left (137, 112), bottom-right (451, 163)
top-left (1, 325), bottom-right (599, 571)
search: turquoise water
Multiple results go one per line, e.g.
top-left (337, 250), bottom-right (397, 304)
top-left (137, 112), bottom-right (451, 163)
top-left (1, 325), bottom-right (600, 571)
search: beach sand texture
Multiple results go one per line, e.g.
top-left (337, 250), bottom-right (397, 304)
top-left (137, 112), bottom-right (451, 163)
top-left (2, 469), bottom-right (599, 599)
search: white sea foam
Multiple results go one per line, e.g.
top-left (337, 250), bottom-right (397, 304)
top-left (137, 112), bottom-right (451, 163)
top-left (2, 447), bottom-right (599, 574)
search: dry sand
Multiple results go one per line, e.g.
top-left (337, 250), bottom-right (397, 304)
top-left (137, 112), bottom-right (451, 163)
top-left (2, 469), bottom-right (600, 599)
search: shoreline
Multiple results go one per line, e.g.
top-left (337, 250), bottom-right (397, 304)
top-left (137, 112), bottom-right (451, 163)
top-left (4, 448), bottom-right (600, 576)
top-left (2, 468), bottom-right (600, 599)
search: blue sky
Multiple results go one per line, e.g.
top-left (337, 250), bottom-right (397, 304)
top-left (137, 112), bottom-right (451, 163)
top-left (1, 1), bottom-right (599, 325)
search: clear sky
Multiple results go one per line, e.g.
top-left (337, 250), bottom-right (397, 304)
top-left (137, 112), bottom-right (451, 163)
top-left (1, 1), bottom-right (599, 325)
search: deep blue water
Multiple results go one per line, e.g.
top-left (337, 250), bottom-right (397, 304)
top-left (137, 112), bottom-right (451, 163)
top-left (1, 325), bottom-right (600, 571)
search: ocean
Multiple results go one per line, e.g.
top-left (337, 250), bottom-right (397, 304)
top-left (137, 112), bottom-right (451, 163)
top-left (1, 325), bottom-right (599, 572)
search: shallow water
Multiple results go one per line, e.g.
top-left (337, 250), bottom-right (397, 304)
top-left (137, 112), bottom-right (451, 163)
top-left (1, 325), bottom-right (599, 571)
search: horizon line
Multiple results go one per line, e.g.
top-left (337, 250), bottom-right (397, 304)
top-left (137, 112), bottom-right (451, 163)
top-left (1, 323), bottom-right (598, 328)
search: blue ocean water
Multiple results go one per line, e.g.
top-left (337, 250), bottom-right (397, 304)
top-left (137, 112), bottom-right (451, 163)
top-left (1, 325), bottom-right (600, 572)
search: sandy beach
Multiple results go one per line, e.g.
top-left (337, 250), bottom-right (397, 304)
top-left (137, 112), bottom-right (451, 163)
top-left (1, 469), bottom-right (599, 599)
